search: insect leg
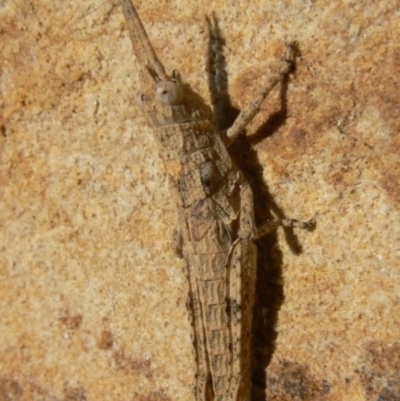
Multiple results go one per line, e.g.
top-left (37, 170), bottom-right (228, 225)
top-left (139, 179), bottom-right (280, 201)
top-left (236, 172), bottom-right (314, 239)
top-left (256, 217), bottom-right (315, 238)
top-left (226, 238), bottom-right (257, 401)
top-left (226, 43), bottom-right (296, 142)
top-left (171, 224), bottom-right (183, 258)
top-left (186, 261), bottom-right (209, 401)
top-left (236, 176), bottom-right (259, 240)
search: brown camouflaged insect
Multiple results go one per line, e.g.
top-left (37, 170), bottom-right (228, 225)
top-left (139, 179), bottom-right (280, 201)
top-left (118, 1), bottom-right (312, 400)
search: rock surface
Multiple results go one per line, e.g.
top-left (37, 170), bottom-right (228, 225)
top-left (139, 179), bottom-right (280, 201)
top-left (0, 0), bottom-right (399, 400)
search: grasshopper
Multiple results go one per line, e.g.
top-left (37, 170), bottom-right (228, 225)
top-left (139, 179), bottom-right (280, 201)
top-left (118, 1), bottom-right (312, 400)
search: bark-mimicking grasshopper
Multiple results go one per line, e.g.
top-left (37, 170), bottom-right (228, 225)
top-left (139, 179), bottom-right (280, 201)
top-left (118, 1), bottom-right (313, 400)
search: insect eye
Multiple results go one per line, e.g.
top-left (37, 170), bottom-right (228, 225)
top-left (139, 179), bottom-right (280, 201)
top-left (135, 92), bottom-right (146, 110)
top-left (154, 80), bottom-right (184, 105)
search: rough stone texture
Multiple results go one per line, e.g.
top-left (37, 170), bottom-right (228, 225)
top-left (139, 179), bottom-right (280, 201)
top-left (0, 0), bottom-right (399, 400)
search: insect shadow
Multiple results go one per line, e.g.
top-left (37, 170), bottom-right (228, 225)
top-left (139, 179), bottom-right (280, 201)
top-left (206, 14), bottom-right (307, 401)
